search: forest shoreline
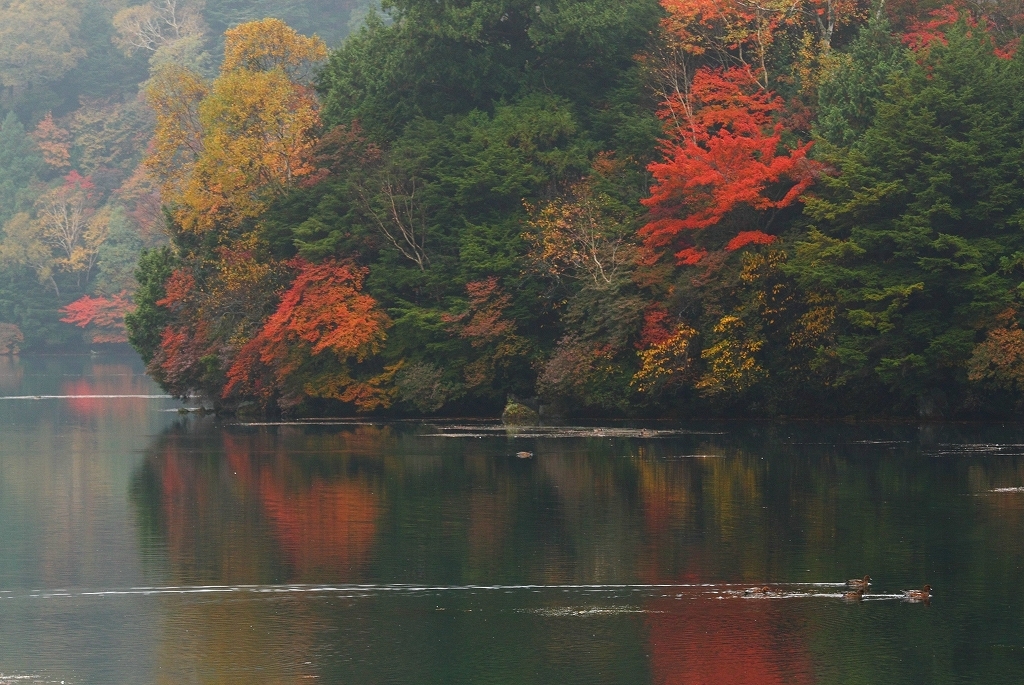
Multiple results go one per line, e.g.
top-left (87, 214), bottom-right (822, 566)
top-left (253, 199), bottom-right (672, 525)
top-left (6, 1), bottom-right (1024, 422)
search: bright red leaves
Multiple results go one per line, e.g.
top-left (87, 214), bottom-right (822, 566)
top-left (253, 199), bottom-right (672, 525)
top-left (223, 259), bottom-right (389, 401)
top-left (641, 65), bottom-right (817, 266)
top-left (60, 292), bottom-right (135, 343)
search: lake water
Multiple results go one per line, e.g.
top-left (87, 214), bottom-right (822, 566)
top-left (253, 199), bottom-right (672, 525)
top-left (1, 354), bottom-right (1024, 683)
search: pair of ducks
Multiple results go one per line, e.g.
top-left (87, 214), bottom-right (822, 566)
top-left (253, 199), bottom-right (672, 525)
top-left (844, 575), bottom-right (933, 602)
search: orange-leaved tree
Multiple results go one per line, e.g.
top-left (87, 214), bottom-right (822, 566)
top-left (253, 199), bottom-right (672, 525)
top-left (32, 113), bottom-right (71, 169)
top-left (630, 0), bottom-right (833, 399)
top-left (223, 259), bottom-right (391, 410)
top-left (145, 234), bottom-right (290, 399)
top-left (641, 64), bottom-right (817, 266)
top-left (60, 291), bottom-right (136, 343)
top-left (146, 18), bottom-right (326, 233)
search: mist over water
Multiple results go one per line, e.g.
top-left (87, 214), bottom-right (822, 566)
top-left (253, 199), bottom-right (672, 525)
top-left (1, 355), bottom-right (1024, 683)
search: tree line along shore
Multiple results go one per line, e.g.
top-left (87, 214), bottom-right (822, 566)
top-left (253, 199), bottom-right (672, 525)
top-left (4, 0), bottom-right (1024, 419)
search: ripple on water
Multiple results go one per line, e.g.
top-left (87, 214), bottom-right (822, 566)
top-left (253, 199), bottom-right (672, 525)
top-left (0, 581), bottom-right (920, 604)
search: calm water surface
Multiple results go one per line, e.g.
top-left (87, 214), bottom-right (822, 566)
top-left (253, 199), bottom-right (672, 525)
top-left (1, 354), bottom-right (1024, 683)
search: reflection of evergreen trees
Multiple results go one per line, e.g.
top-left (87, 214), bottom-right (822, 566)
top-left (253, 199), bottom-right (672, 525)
top-left (129, 422), bottom-right (1024, 681)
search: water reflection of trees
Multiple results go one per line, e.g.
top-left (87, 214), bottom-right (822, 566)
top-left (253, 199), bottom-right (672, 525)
top-left (132, 423), bottom-right (390, 585)
top-left (129, 421), bottom-right (1024, 683)
top-left (0, 354), bottom-right (24, 394)
top-left (60, 362), bottom-right (155, 419)
top-left (646, 598), bottom-right (814, 685)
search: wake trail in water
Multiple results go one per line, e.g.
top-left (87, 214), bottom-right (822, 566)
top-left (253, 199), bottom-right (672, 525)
top-left (0, 581), bottom-right (886, 602)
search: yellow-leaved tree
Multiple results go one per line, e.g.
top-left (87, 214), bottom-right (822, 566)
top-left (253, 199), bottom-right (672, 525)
top-left (146, 18), bottom-right (327, 234)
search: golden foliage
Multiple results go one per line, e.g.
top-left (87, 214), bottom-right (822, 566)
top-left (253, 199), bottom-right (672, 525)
top-left (633, 324), bottom-right (698, 393)
top-left (790, 304), bottom-right (836, 350)
top-left (145, 19), bottom-right (324, 234)
top-left (740, 250), bottom-right (791, 327)
top-left (0, 212), bottom-right (59, 292)
top-left (222, 17), bottom-right (327, 80)
top-left (145, 63), bottom-right (207, 197)
top-left (327, 362), bottom-right (403, 412)
top-left (67, 96), bottom-right (153, 175)
top-left (205, 234), bottom-right (282, 346)
top-left (526, 176), bottom-right (637, 288)
top-left (695, 316), bottom-right (765, 396)
top-left (0, 0), bottom-right (85, 88)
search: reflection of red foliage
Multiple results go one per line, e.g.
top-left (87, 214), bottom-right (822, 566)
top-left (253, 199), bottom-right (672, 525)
top-left (60, 364), bottom-right (153, 417)
top-left (63, 379), bottom-right (107, 415)
top-left (154, 431), bottom-right (382, 583)
top-left (258, 475), bottom-right (378, 576)
top-left (223, 435), bottom-right (379, 578)
top-left (646, 597), bottom-right (814, 685)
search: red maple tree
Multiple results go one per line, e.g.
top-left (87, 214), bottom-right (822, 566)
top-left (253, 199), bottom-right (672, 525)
top-left (223, 259), bottom-right (389, 403)
top-left (641, 66), bottom-right (817, 265)
top-left (60, 292), bottom-right (135, 343)
top-left (902, 3), bottom-right (1019, 58)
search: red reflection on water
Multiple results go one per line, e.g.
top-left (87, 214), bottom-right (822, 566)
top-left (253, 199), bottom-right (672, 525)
top-left (636, 457), bottom-right (815, 685)
top-left (257, 475), bottom-right (378, 576)
top-left (60, 364), bottom-right (151, 417)
top-left (646, 597), bottom-right (815, 685)
top-left (223, 434), bottom-right (379, 578)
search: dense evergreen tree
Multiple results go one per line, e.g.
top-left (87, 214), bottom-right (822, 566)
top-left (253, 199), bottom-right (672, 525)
top-left (0, 112), bottom-right (41, 227)
top-left (798, 23), bottom-right (1024, 414)
top-left (316, 0), bottom-right (663, 140)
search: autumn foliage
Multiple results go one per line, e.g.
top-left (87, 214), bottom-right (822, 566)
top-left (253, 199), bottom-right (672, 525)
top-left (0, 323), bottom-right (24, 354)
top-left (60, 292), bottom-right (135, 343)
top-left (642, 66), bottom-right (816, 265)
top-left (223, 259), bottom-right (390, 408)
top-left (109, 3), bottom-right (1024, 419)
top-left (32, 113), bottom-right (71, 169)
top-left (146, 18), bottom-right (326, 233)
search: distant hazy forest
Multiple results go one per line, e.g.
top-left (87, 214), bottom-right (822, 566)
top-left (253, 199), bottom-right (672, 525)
top-left (0, 0), bottom-right (368, 348)
top-left (4, 0), bottom-right (1024, 419)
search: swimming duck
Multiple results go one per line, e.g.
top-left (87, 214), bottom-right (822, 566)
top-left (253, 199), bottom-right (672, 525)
top-left (744, 586), bottom-right (772, 595)
top-left (842, 589), bottom-right (864, 601)
top-left (846, 575), bottom-right (871, 590)
top-left (902, 585), bottom-right (931, 601)
top-left (516, 451), bottom-right (533, 459)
